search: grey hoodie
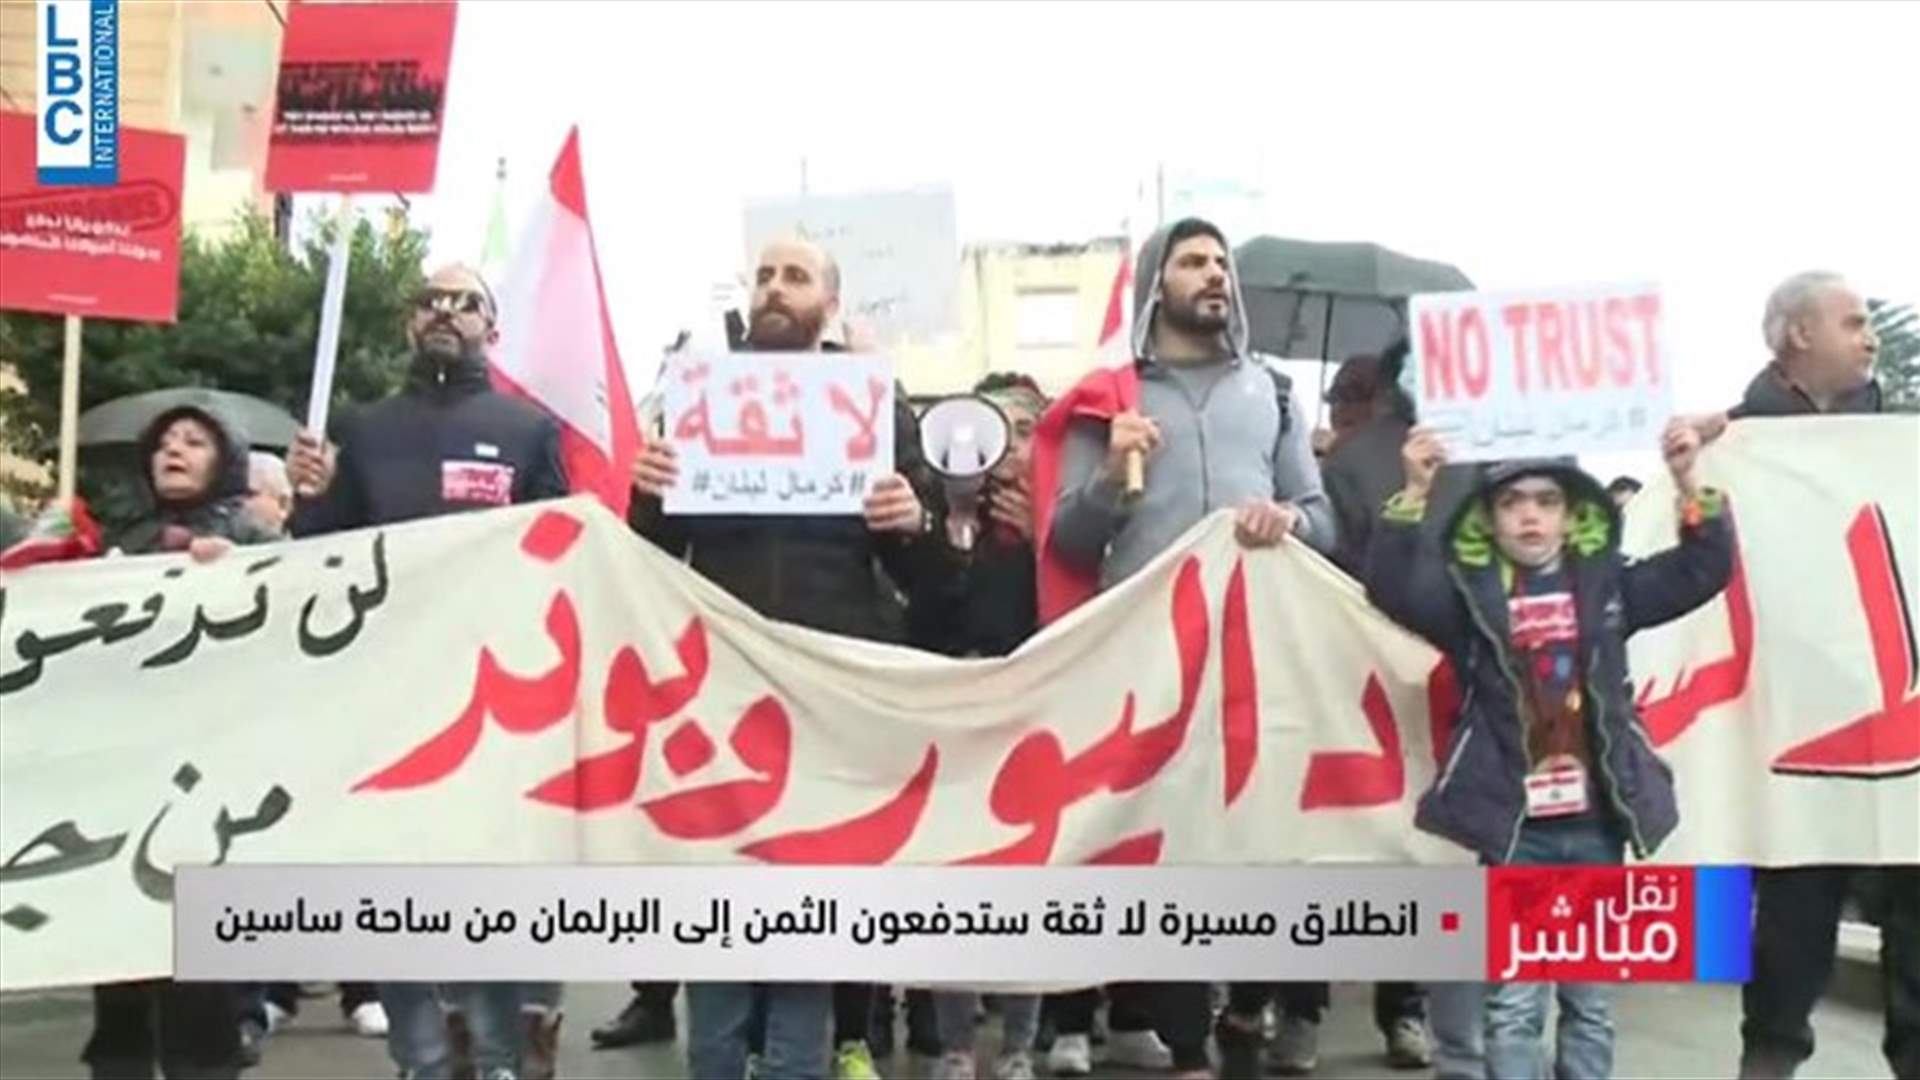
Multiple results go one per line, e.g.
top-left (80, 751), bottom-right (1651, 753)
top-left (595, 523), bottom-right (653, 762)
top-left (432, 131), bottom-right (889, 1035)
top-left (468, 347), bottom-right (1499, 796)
top-left (1050, 221), bottom-right (1336, 590)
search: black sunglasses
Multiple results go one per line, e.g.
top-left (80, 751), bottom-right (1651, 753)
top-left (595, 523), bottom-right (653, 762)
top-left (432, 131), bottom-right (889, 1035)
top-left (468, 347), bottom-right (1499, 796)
top-left (414, 287), bottom-right (491, 318)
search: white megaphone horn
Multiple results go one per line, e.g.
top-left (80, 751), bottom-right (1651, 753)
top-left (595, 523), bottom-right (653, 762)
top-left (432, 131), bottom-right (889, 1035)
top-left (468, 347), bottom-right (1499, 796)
top-left (918, 394), bottom-right (1011, 552)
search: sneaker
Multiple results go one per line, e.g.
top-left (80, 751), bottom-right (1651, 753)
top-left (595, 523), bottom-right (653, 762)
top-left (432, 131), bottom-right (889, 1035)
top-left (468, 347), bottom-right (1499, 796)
top-left (1047, 1033), bottom-right (1092, 1077)
top-left (933, 1050), bottom-right (978, 1080)
top-left (745, 1052), bottom-right (764, 1080)
top-left (1383, 1017), bottom-right (1431, 1070)
top-left (237, 1018), bottom-right (267, 1068)
top-left (1105, 1029), bottom-right (1174, 1071)
top-left (1266, 1017), bottom-right (1319, 1076)
top-left (1214, 1015), bottom-right (1264, 1080)
top-left (834, 1039), bottom-right (883, 1080)
top-left (264, 1001), bottom-right (292, 1034)
top-left (590, 995), bottom-right (676, 1048)
top-left (993, 1050), bottom-right (1037, 1080)
top-left (349, 1001), bottom-right (389, 1039)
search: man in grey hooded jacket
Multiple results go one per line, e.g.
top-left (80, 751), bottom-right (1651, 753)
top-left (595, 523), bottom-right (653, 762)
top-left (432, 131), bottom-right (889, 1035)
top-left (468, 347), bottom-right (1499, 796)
top-left (1046, 218), bottom-right (1336, 1080)
top-left (1050, 217), bottom-right (1334, 587)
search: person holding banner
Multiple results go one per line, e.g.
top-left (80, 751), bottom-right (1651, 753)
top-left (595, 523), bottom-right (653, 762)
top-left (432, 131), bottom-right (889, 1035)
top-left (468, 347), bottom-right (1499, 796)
top-left (629, 236), bottom-right (946, 1080)
top-left (1364, 419), bottom-right (1733, 1080)
top-left (82, 403), bottom-right (276, 1080)
top-left (1704, 271), bottom-right (1918, 1080)
top-left (907, 371), bottom-right (1049, 1080)
top-left (284, 262), bottom-right (568, 1080)
top-left (1037, 217), bottom-right (1334, 1080)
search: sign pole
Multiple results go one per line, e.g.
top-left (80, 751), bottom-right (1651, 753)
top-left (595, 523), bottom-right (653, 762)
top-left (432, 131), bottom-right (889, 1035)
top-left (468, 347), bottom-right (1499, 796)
top-left (56, 314), bottom-right (81, 502)
top-left (304, 193), bottom-right (355, 438)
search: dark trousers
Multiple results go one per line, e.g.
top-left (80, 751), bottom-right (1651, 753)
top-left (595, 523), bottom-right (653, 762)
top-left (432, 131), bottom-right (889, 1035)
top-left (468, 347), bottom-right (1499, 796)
top-left (904, 989), bottom-right (940, 1055)
top-left (1045, 984), bottom-right (1210, 1072)
top-left (1228, 981), bottom-right (1426, 1032)
top-left (1742, 864), bottom-right (1920, 1078)
top-left (84, 980), bottom-right (240, 1080)
top-left (834, 983), bottom-right (875, 1046)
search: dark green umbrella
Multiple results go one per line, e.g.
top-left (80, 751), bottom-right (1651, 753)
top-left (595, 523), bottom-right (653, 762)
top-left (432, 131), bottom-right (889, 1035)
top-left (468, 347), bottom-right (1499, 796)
top-left (1234, 235), bottom-right (1473, 362)
top-left (77, 388), bottom-right (300, 450)
top-left (1233, 236), bottom-right (1474, 421)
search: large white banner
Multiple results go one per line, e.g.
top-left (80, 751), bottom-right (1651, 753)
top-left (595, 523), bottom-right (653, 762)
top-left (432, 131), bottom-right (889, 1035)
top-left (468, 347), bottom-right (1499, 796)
top-left (0, 419), bottom-right (1913, 990)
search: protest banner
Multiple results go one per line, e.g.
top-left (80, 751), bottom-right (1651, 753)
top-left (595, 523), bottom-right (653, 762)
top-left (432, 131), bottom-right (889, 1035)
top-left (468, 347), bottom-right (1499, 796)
top-left (0, 113), bottom-right (185, 323)
top-left (0, 419), bottom-right (1912, 990)
top-left (659, 350), bottom-right (896, 515)
top-left (742, 188), bottom-right (959, 344)
top-left (263, 0), bottom-right (459, 193)
top-left (1407, 283), bottom-right (1670, 462)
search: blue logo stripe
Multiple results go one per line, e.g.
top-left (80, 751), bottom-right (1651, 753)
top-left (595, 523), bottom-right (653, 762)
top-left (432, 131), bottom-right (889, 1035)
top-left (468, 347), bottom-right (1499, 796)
top-left (1692, 866), bottom-right (1752, 982)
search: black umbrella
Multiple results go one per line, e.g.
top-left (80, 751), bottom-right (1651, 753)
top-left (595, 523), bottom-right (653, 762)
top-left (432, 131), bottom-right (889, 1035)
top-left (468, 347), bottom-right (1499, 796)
top-left (77, 388), bottom-right (301, 450)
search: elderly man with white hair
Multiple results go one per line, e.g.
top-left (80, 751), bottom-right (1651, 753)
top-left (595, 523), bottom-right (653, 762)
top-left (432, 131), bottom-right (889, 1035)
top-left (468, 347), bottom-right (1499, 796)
top-left (244, 451), bottom-right (293, 536)
top-left (1696, 271), bottom-right (1915, 1080)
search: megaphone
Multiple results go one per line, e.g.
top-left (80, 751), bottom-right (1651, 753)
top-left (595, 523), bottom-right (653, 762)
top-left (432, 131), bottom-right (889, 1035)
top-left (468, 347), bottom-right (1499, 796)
top-left (919, 394), bottom-right (1011, 551)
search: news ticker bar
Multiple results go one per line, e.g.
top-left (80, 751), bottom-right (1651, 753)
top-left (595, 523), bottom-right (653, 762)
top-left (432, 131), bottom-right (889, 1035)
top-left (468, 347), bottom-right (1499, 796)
top-left (175, 865), bottom-right (1751, 984)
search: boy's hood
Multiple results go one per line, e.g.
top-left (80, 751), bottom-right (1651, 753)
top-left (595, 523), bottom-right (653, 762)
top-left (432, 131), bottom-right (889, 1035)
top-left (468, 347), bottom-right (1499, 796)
top-left (1445, 457), bottom-right (1620, 569)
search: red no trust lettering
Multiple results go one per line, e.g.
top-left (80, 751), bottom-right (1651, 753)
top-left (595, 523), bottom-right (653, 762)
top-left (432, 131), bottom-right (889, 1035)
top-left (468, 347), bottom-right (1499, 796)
top-left (828, 377), bottom-right (887, 462)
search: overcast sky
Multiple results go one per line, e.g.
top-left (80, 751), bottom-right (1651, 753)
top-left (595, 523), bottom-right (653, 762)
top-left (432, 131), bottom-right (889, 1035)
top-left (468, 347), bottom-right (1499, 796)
top-left (404, 0), bottom-right (1917, 471)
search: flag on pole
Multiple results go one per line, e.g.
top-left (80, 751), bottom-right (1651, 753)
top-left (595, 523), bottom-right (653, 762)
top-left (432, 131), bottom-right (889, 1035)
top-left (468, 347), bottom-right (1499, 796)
top-left (488, 129), bottom-right (640, 515)
top-left (479, 157), bottom-right (509, 279)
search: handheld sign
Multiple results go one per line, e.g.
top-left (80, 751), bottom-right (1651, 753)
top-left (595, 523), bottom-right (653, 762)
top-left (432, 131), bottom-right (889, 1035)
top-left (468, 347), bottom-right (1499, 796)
top-left (662, 351), bottom-right (896, 516)
top-left (264, 0), bottom-right (458, 193)
top-left (1406, 284), bottom-right (1671, 462)
top-left (742, 189), bottom-right (959, 345)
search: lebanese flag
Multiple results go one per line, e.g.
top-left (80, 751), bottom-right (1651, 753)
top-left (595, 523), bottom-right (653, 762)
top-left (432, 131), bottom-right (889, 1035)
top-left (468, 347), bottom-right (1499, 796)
top-left (489, 128), bottom-right (639, 516)
top-left (1031, 242), bottom-right (1139, 626)
top-left (0, 497), bottom-right (102, 570)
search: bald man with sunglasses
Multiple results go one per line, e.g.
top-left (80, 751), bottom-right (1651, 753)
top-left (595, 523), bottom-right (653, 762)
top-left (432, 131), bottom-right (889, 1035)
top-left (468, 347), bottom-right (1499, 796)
top-left (284, 263), bottom-right (568, 1079)
top-left (287, 263), bottom-right (568, 534)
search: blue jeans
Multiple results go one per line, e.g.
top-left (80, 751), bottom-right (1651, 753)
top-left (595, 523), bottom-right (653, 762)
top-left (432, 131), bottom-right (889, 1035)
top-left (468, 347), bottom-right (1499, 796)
top-left (933, 991), bottom-right (1041, 1055)
top-left (1428, 981), bottom-right (1487, 1079)
top-left (686, 982), bottom-right (831, 1080)
top-left (378, 982), bottom-right (528, 1080)
top-left (1484, 816), bottom-right (1623, 1080)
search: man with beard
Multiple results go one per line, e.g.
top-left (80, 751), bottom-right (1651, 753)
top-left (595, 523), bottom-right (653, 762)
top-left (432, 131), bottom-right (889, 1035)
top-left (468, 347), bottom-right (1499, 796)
top-left (1038, 218), bottom-right (1335, 1080)
top-left (286, 262), bottom-right (568, 1080)
top-left (629, 236), bottom-right (946, 1080)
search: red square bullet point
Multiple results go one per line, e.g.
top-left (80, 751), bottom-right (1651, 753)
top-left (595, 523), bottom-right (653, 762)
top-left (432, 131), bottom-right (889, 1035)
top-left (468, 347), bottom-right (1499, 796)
top-left (1441, 911), bottom-right (1461, 932)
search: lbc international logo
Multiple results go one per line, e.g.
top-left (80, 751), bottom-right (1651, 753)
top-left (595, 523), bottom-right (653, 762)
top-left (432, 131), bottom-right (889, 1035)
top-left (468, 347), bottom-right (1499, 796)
top-left (35, 0), bottom-right (119, 186)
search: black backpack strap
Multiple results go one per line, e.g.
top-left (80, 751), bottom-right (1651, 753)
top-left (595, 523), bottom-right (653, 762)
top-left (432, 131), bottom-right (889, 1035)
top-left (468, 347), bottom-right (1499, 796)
top-left (1250, 352), bottom-right (1293, 439)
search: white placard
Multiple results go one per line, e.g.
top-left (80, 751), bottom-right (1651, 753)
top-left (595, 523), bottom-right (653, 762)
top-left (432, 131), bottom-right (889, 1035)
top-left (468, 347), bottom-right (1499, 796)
top-left (742, 189), bottom-right (959, 343)
top-left (1407, 283), bottom-right (1671, 462)
top-left (660, 350), bottom-right (896, 515)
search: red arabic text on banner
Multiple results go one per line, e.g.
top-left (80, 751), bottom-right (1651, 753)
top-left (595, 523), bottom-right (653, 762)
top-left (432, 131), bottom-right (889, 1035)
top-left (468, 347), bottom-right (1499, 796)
top-left (0, 114), bottom-right (185, 323)
top-left (264, 0), bottom-right (458, 193)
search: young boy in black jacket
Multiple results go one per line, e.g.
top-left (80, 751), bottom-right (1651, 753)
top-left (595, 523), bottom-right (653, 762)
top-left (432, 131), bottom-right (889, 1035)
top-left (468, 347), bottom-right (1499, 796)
top-left (1364, 418), bottom-right (1734, 1080)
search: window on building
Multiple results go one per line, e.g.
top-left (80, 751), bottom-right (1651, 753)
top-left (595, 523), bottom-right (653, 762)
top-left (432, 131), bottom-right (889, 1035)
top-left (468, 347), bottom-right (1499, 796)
top-left (1014, 288), bottom-right (1080, 350)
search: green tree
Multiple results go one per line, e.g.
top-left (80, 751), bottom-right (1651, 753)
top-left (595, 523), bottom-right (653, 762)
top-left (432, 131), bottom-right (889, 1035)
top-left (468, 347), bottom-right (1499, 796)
top-left (1870, 297), bottom-right (1919, 413)
top-left (0, 210), bottom-right (429, 498)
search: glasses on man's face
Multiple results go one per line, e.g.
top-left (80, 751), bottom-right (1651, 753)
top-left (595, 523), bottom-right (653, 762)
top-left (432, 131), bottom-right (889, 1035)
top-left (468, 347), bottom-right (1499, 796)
top-left (413, 287), bottom-right (490, 318)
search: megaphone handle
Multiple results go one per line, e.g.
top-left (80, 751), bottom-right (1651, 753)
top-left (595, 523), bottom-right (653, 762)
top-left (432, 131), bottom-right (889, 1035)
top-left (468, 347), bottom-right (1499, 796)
top-left (1123, 449), bottom-right (1145, 502)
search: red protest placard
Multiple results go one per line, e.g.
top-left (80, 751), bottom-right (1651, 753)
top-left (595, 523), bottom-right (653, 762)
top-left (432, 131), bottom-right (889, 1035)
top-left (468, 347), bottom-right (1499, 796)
top-left (0, 112), bottom-right (185, 323)
top-left (264, 0), bottom-right (459, 193)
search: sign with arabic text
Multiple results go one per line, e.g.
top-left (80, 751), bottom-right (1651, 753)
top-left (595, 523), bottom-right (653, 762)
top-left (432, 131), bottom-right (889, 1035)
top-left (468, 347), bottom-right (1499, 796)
top-left (0, 418), bottom-right (1913, 990)
top-left (660, 350), bottom-right (896, 515)
top-left (1407, 283), bottom-right (1671, 462)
